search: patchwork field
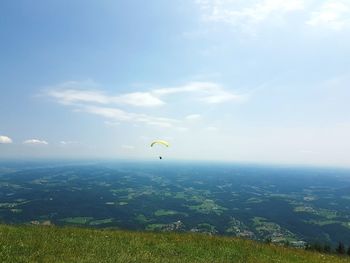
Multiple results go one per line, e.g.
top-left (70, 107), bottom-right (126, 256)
top-left (0, 161), bottom-right (349, 247)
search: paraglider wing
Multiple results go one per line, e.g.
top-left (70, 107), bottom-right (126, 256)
top-left (150, 140), bottom-right (170, 148)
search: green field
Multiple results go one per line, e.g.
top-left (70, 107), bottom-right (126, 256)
top-left (0, 224), bottom-right (349, 263)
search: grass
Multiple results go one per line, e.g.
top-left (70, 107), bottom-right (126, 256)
top-left (145, 223), bottom-right (168, 231)
top-left (0, 224), bottom-right (349, 263)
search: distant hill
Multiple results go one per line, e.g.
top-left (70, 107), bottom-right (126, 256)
top-left (0, 225), bottom-right (349, 263)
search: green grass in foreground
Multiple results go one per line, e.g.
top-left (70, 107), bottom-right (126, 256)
top-left (0, 224), bottom-right (349, 263)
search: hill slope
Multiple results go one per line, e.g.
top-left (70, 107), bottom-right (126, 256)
top-left (0, 224), bottom-right (349, 263)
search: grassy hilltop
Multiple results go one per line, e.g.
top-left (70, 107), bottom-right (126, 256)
top-left (0, 225), bottom-right (349, 263)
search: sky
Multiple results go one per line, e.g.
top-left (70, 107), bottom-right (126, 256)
top-left (0, 0), bottom-right (350, 167)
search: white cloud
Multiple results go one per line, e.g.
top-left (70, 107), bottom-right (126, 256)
top-left (48, 89), bottom-right (109, 105)
top-left (0, 135), bottom-right (12, 144)
top-left (23, 139), bottom-right (48, 145)
top-left (195, 0), bottom-right (350, 33)
top-left (47, 82), bottom-right (164, 108)
top-left (153, 81), bottom-right (218, 95)
top-left (48, 81), bottom-right (242, 109)
top-left (83, 106), bottom-right (178, 128)
top-left (46, 81), bottom-right (243, 129)
top-left (153, 82), bottom-right (243, 104)
top-left (60, 141), bottom-right (78, 145)
top-left (195, 0), bottom-right (304, 33)
top-left (115, 92), bottom-right (164, 107)
top-left (185, 114), bottom-right (202, 120)
top-left (200, 91), bottom-right (241, 103)
top-left (84, 106), bottom-right (133, 121)
top-left (306, 1), bottom-right (350, 31)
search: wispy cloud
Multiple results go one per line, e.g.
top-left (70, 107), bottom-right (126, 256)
top-left (306, 1), bottom-right (350, 31)
top-left (195, 0), bottom-right (350, 33)
top-left (153, 82), bottom-right (244, 104)
top-left (48, 81), bottom-right (242, 107)
top-left (83, 105), bottom-right (178, 128)
top-left (46, 81), bottom-right (243, 129)
top-left (195, 0), bottom-right (304, 33)
top-left (60, 141), bottom-right (78, 145)
top-left (0, 135), bottom-right (12, 144)
top-left (23, 139), bottom-right (48, 145)
top-left (185, 114), bottom-right (202, 121)
top-left (48, 87), bottom-right (164, 107)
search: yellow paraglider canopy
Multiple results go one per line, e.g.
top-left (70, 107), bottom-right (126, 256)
top-left (150, 140), bottom-right (170, 148)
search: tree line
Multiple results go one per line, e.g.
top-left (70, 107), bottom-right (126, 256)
top-left (305, 241), bottom-right (350, 256)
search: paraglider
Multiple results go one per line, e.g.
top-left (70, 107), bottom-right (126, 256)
top-left (150, 140), bottom-right (169, 160)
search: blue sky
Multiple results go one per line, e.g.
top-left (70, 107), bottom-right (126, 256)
top-left (1, 0), bottom-right (350, 166)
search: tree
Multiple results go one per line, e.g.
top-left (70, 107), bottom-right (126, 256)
top-left (305, 242), bottom-right (325, 252)
top-left (323, 244), bottom-right (331, 253)
top-left (347, 245), bottom-right (350, 256)
top-left (335, 242), bottom-right (345, 255)
top-left (305, 243), bottom-right (311, 250)
top-left (283, 240), bottom-right (290, 247)
top-left (313, 243), bottom-right (323, 252)
top-left (264, 237), bottom-right (272, 244)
